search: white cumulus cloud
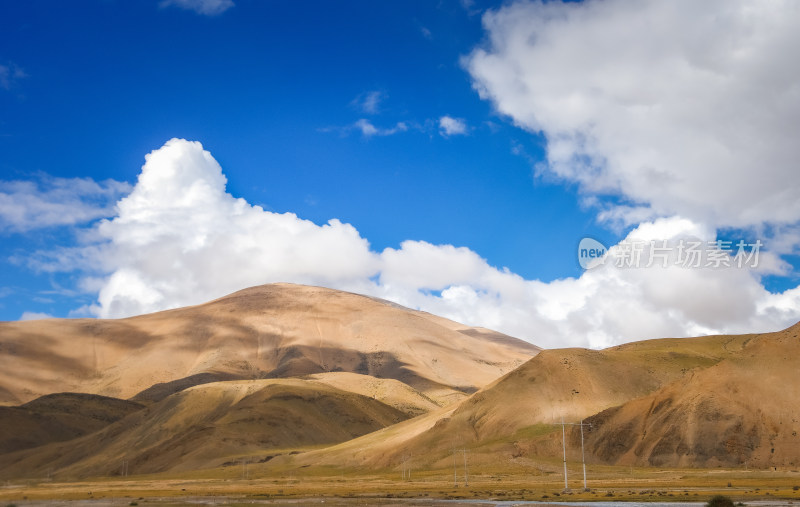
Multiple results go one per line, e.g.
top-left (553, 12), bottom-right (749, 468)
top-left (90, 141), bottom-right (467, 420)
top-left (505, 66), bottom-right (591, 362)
top-left (438, 116), bottom-right (468, 137)
top-left (370, 217), bottom-right (799, 349)
top-left (36, 139), bottom-right (800, 348)
top-left (465, 0), bottom-right (800, 229)
top-left (84, 139), bottom-right (379, 318)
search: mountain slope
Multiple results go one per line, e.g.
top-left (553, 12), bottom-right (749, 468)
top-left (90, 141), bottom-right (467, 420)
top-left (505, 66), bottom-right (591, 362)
top-left (582, 323), bottom-right (800, 467)
top-left (0, 378), bottom-right (411, 479)
top-left (293, 330), bottom-right (765, 470)
top-left (300, 372), bottom-right (440, 417)
top-left (0, 393), bottom-right (143, 455)
top-left (0, 283), bottom-right (539, 406)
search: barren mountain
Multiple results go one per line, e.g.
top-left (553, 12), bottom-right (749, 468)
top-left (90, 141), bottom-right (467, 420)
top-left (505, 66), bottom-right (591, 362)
top-left (582, 323), bottom-right (800, 468)
top-left (4, 282), bottom-right (795, 479)
top-left (295, 329), bottom-right (789, 470)
top-left (0, 283), bottom-right (538, 406)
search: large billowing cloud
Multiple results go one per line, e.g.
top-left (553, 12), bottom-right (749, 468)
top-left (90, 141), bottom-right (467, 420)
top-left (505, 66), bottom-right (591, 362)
top-left (87, 139), bottom-right (378, 318)
top-left (375, 217), bottom-right (799, 349)
top-left (465, 0), bottom-right (800, 229)
top-left (50, 139), bottom-right (800, 348)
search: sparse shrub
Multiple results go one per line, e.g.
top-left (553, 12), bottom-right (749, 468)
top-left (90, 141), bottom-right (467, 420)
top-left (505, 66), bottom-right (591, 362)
top-left (793, 486), bottom-right (799, 491)
top-left (707, 495), bottom-right (735, 507)
top-left (7, 503), bottom-right (17, 507)
top-left (129, 503), bottom-right (138, 506)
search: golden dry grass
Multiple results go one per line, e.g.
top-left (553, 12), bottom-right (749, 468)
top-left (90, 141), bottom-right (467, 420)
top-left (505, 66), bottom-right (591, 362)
top-left (1, 462), bottom-right (799, 504)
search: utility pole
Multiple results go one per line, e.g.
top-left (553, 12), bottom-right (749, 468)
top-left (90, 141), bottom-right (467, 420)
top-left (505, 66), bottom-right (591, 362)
top-left (401, 453), bottom-right (411, 481)
top-left (452, 447), bottom-right (469, 487)
top-left (580, 419), bottom-right (587, 491)
top-left (453, 447), bottom-right (458, 487)
top-left (462, 448), bottom-right (469, 487)
top-left (561, 418), bottom-right (568, 490)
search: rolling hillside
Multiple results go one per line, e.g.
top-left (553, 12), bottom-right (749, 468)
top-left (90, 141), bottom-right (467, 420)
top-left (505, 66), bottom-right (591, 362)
top-left (0, 284), bottom-right (538, 479)
top-left (0, 393), bottom-right (143, 455)
top-left (0, 283), bottom-right (539, 406)
top-left (292, 328), bottom-right (797, 471)
top-left (0, 378), bottom-right (412, 478)
top-left (2, 283), bottom-right (797, 479)
top-left (582, 323), bottom-right (800, 467)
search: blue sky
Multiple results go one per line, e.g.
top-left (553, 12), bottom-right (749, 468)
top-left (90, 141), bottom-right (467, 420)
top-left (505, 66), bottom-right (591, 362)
top-left (0, 1), bottom-right (604, 315)
top-left (2, 0), bottom-right (800, 348)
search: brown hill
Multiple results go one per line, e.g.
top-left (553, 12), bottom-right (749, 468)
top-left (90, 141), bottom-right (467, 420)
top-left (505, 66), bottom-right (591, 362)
top-left (0, 283), bottom-right (539, 406)
top-left (7, 282), bottom-right (792, 477)
top-left (0, 377), bottom-right (412, 479)
top-left (582, 324), bottom-right (800, 468)
top-left (293, 330), bottom-right (772, 471)
top-left (0, 393), bottom-right (143, 455)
